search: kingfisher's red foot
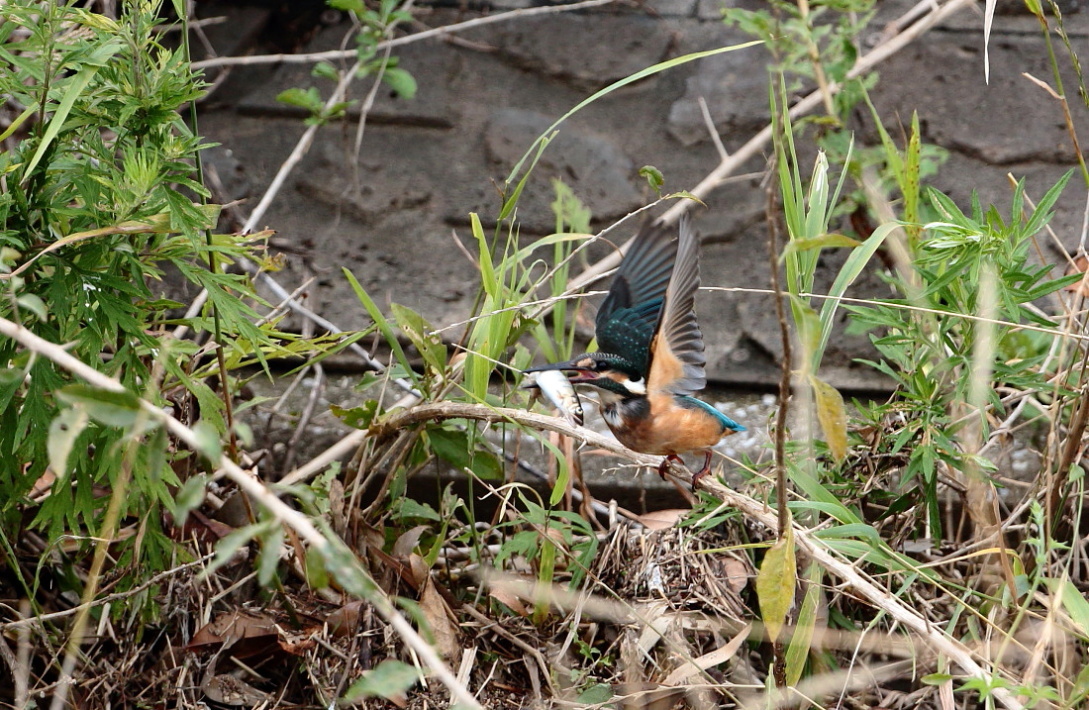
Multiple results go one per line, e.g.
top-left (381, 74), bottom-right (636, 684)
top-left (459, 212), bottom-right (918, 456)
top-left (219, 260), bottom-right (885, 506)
top-left (690, 451), bottom-right (714, 488)
top-left (658, 454), bottom-right (683, 480)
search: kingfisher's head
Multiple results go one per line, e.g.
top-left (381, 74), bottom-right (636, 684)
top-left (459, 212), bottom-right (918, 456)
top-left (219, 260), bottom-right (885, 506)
top-left (525, 353), bottom-right (646, 399)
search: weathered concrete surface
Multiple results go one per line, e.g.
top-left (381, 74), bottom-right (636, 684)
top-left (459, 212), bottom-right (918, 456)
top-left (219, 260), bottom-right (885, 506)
top-left (194, 0), bottom-right (1088, 479)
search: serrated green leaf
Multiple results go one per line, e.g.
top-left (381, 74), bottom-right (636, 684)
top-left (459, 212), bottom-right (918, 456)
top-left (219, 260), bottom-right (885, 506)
top-left (57, 384), bottom-right (143, 428)
top-left (331, 400), bottom-right (381, 429)
top-left (48, 406), bottom-right (88, 480)
top-left (343, 659), bottom-right (419, 701)
top-left (756, 525), bottom-right (796, 643)
top-left (392, 498), bottom-right (441, 522)
top-left (809, 374), bottom-right (847, 460)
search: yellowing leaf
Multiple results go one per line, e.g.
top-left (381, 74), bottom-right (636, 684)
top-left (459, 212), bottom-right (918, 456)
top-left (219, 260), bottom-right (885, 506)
top-left (757, 525), bottom-right (796, 643)
top-left (782, 233), bottom-right (860, 256)
top-left (810, 374), bottom-right (848, 460)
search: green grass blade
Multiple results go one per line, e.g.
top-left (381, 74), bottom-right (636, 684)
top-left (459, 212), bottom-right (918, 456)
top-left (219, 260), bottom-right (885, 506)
top-left (503, 41), bottom-right (761, 188)
top-left (22, 40), bottom-right (122, 181)
top-left (342, 267), bottom-right (417, 385)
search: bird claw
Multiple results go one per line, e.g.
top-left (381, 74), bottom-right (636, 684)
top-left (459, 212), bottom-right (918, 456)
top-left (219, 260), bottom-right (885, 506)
top-left (690, 451), bottom-right (715, 489)
top-left (657, 454), bottom-right (682, 480)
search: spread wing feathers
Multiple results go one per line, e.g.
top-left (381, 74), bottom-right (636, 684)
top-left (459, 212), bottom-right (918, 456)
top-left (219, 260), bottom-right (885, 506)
top-left (648, 215), bottom-right (707, 396)
top-left (595, 220), bottom-right (678, 377)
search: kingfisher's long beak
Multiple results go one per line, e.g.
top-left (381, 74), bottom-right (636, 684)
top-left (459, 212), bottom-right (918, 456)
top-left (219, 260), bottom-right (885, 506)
top-left (524, 360), bottom-right (596, 383)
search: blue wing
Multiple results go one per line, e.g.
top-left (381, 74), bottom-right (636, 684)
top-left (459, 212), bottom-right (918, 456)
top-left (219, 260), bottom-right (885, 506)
top-left (595, 220), bottom-right (677, 378)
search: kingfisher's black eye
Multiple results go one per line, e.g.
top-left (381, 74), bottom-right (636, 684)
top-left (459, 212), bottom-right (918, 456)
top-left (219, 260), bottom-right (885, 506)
top-left (595, 360), bottom-right (610, 372)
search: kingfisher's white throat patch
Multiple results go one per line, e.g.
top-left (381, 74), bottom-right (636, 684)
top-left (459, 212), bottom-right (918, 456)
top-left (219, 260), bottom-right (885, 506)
top-left (620, 376), bottom-right (646, 395)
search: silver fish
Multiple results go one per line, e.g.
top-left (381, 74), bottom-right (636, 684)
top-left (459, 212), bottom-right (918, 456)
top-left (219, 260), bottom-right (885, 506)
top-left (522, 369), bottom-right (584, 426)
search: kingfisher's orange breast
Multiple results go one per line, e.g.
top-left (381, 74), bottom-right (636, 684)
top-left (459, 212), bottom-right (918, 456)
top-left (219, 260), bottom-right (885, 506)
top-left (607, 393), bottom-right (729, 456)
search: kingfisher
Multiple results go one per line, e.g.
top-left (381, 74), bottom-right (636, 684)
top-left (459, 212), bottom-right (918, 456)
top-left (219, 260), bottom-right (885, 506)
top-left (526, 215), bottom-right (745, 485)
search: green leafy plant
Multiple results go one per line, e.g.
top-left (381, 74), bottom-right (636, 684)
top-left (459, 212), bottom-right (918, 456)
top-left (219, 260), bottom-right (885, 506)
top-left (0, 0), bottom-right (306, 593)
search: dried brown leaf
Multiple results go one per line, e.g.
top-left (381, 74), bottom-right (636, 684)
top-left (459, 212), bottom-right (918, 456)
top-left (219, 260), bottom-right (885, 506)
top-left (393, 524), bottom-right (430, 559)
top-left (636, 509), bottom-right (687, 531)
top-left (419, 578), bottom-right (460, 660)
top-left (326, 600), bottom-right (366, 637)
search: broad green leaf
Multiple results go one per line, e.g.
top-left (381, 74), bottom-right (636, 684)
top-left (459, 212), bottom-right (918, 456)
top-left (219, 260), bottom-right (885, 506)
top-left (312, 61), bottom-right (338, 80)
top-left (809, 374), bottom-right (847, 460)
top-left (257, 523), bottom-right (284, 586)
top-left (1054, 578), bottom-right (1089, 639)
top-left (48, 406), bottom-right (89, 480)
top-left (757, 525), bottom-right (796, 643)
top-left (16, 293), bottom-right (48, 321)
top-left (57, 384), bottom-right (143, 428)
top-left (276, 87), bottom-right (322, 112)
top-left (382, 67), bottom-right (417, 100)
top-left (392, 498), bottom-right (441, 522)
top-left (428, 427), bottom-right (472, 470)
top-left (172, 473), bottom-right (208, 526)
top-left (639, 165), bottom-right (664, 194)
top-left (576, 683), bottom-right (614, 705)
top-left (390, 303), bottom-right (445, 373)
top-left (191, 419), bottom-right (223, 462)
top-left (470, 450), bottom-right (503, 481)
top-left (343, 659), bottom-right (419, 701)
